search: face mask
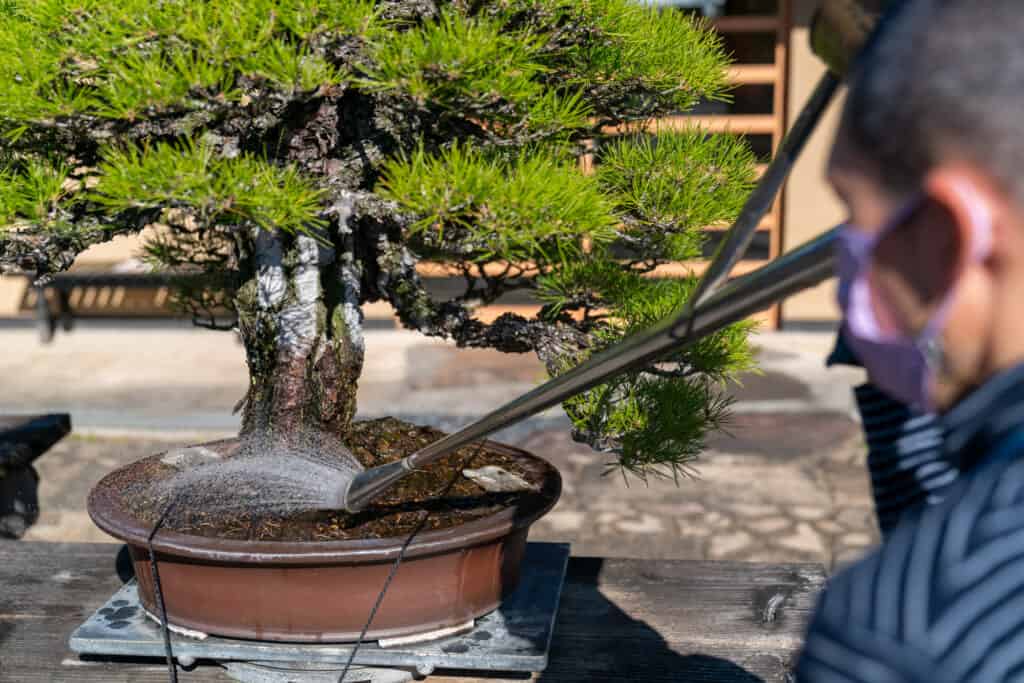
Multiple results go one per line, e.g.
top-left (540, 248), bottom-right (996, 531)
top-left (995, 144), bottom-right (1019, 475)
top-left (836, 191), bottom-right (992, 411)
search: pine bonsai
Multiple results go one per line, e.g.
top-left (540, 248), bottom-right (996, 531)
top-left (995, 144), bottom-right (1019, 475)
top-left (0, 0), bottom-right (757, 482)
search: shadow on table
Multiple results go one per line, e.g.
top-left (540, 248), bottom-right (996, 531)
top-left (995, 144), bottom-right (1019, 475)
top-left (535, 558), bottom-right (768, 683)
top-left (116, 544), bottom-right (136, 583)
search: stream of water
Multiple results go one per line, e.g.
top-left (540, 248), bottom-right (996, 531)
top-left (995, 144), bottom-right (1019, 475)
top-left (148, 429), bottom-right (365, 523)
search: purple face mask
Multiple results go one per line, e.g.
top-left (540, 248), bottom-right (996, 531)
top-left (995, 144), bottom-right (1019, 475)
top-left (836, 193), bottom-right (992, 411)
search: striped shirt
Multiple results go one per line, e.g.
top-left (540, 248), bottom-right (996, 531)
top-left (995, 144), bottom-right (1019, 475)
top-left (828, 332), bottom-right (959, 536)
top-left (796, 362), bottom-right (1024, 682)
top-left (855, 384), bottom-right (957, 535)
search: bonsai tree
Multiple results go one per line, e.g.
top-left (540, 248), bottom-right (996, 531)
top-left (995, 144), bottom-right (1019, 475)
top-left (0, 0), bottom-right (757, 482)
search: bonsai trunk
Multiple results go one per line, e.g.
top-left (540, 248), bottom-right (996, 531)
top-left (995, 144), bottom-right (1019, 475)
top-left (235, 201), bottom-right (364, 438)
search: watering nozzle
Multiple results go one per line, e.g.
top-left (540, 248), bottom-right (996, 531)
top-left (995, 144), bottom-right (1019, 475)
top-left (336, 459), bottom-right (414, 513)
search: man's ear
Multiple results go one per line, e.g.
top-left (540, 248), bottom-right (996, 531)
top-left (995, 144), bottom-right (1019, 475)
top-left (924, 166), bottom-right (995, 269)
top-left (870, 176), bottom-right (962, 317)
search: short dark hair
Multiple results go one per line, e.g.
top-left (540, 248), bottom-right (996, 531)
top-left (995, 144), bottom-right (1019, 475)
top-left (841, 0), bottom-right (1024, 200)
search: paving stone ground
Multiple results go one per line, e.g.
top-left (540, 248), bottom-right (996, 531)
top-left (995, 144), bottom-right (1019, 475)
top-left (6, 324), bottom-right (880, 572)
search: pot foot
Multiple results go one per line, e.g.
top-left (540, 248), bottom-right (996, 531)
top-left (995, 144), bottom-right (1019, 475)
top-left (222, 660), bottom-right (413, 683)
top-left (141, 606), bottom-right (209, 640)
top-left (378, 619), bottom-right (474, 648)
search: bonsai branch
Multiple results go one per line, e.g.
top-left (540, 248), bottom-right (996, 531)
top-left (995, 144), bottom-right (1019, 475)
top-left (0, 210), bottom-right (158, 279)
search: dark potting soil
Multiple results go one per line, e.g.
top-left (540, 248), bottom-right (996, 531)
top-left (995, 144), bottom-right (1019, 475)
top-left (111, 417), bottom-right (554, 542)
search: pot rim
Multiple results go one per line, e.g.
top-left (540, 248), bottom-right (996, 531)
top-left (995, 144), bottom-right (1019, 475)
top-left (88, 439), bottom-right (561, 565)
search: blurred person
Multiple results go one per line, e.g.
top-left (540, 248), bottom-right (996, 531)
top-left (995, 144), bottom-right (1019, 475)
top-left (795, 0), bottom-right (1024, 680)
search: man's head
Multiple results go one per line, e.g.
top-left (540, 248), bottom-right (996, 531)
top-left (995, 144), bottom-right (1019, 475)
top-left (830, 0), bottom-right (1024, 411)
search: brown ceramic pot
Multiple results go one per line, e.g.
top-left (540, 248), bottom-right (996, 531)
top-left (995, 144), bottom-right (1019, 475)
top-left (87, 439), bottom-right (561, 642)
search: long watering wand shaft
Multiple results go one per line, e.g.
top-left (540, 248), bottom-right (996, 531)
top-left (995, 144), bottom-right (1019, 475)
top-left (688, 0), bottom-right (889, 312)
top-left (340, 230), bottom-right (838, 512)
top-left (686, 72), bottom-right (838, 313)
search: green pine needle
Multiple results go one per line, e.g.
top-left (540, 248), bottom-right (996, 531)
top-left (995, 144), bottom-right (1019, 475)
top-left (526, 0), bottom-right (732, 113)
top-left (92, 141), bottom-right (325, 234)
top-left (599, 131), bottom-right (758, 236)
top-left (0, 0), bottom-right (375, 121)
top-left (594, 2), bottom-right (731, 110)
top-left (361, 9), bottom-right (546, 112)
top-left (379, 142), bottom-right (618, 264)
top-left (0, 158), bottom-right (71, 225)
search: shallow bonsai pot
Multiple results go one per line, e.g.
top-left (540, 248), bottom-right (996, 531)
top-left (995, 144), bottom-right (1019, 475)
top-left (87, 439), bottom-right (561, 643)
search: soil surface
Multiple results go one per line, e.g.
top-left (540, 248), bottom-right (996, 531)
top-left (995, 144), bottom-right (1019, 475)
top-left (104, 418), bottom-right (555, 542)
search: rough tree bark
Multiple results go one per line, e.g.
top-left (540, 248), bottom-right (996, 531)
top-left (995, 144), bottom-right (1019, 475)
top-left (231, 93), bottom-right (374, 439)
top-left (235, 194), bottom-right (365, 437)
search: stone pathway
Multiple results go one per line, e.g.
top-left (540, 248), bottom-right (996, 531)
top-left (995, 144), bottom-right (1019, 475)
top-left (521, 416), bottom-right (879, 572)
top-left (8, 325), bottom-right (881, 572)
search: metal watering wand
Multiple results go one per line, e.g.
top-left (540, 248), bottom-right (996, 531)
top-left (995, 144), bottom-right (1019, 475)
top-left (337, 230), bottom-right (838, 512)
top-left (336, 0), bottom-right (895, 513)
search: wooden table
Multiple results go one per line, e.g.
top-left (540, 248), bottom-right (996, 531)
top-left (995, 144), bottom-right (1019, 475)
top-left (0, 542), bottom-right (825, 682)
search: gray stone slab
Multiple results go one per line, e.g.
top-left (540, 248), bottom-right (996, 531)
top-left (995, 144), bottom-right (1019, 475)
top-left (69, 542), bottom-right (569, 675)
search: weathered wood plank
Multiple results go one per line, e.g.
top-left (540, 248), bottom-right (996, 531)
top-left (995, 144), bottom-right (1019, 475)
top-left (0, 543), bottom-right (824, 682)
top-left (536, 558), bottom-right (822, 682)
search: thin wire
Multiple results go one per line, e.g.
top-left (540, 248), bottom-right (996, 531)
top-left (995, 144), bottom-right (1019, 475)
top-left (147, 509), bottom-right (178, 683)
top-left (338, 441), bottom-right (486, 682)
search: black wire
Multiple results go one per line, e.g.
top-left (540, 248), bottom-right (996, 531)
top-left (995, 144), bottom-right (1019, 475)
top-left (147, 512), bottom-right (178, 683)
top-left (338, 441), bottom-right (486, 682)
